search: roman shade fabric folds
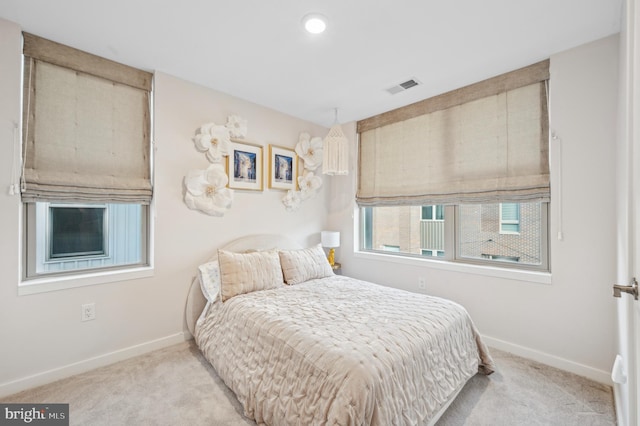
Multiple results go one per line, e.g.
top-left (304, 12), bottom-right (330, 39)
top-left (356, 60), bottom-right (550, 207)
top-left (21, 33), bottom-right (153, 204)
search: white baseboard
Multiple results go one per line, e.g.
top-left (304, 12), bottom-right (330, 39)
top-left (0, 332), bottom-right (612, 399)
top-left (0, 332), bottom-right (189, 398)
top-left (482, 335), bottom-right (612, 385)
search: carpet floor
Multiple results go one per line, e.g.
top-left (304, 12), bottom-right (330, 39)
top-left (2, 341), bottom-right (616, 425)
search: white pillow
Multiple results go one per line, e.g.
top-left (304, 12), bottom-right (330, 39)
top-left (278, 243), bottom-right (334, 285)
top-left (198, 260), bottom-right (221, 303)
top-left (217, 249), bottom-right (284, 301)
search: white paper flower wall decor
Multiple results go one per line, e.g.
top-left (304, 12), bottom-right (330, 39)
top-left (282, 132), bottom-right (324, 211)
top-left (295, 132), bottom-right (323, 170)
top-left (298, 171), bottom-right (323, 200)
top-left (185, 115), bottom-right (248, 216)
top-left (226, 115), bottom-right (248, 138)
top-left (192, 115), bottom-right (248, 163)
top-left (282, 189), bottom-right (302, 212)
top-left (184, 164), bottom-right (234, 217)
top-left (193, 122), bottom-right (232, 163)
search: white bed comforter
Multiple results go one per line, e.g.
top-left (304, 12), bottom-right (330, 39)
top-left (195, 275), bottom-right (494, 426)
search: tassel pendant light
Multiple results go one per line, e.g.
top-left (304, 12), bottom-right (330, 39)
top-left (322, 108), bottom-right (349, 175)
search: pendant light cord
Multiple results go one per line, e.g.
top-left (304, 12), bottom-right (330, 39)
top-left (546, 80), bottom-right (563, 241)
top-left (9, 120), bottom-right (20, 195)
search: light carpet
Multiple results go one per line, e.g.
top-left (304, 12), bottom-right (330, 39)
top-left (2, 341), bottom-right (615, 425)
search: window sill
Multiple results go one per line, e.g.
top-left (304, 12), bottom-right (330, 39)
top-left (18, 266), bottom-right (154, 295)
top-left (353, 251), bottom-right (551, 285)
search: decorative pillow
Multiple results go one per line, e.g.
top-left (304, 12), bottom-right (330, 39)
top-left (217, 249), bottom-right (284, 301)
top-left (198, 260), bottom-right (221, 303)
top-left (278, 243), bottom-right (334, 285)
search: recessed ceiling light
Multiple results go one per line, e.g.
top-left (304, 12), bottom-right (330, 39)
top-left (302, 13), bottom-right (327, 34)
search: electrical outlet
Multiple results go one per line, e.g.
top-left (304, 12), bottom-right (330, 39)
top-left (418, 277), bottom-right (426, 290)
top-left (82, 303), bottom-right (96, 321)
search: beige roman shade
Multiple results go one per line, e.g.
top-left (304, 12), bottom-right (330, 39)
top-left (357, 60), bottom-right (550, 207)
top-left (21, 33), bottom-right (153, 203)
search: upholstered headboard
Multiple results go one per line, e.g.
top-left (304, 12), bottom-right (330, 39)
top-left (184, 234), bottom-right (303, 336)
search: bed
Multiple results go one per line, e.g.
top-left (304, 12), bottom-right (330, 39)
top-left (185, 234), bottom-right (494, 426)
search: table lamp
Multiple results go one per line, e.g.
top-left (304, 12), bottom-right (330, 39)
top-left (321, 231), bottom-right (340, 267)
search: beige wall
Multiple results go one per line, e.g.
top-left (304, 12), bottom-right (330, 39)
top-left (0, 16), bottom-right (621, 395)
top-left (328, 35), bottom-right (620, 383)
top-left (0, 17), bottom-right (329, 396)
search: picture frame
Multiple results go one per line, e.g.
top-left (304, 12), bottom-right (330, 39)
top-left (268, 144), bottom-right (298, 190)
top-left (226, 139), bottom-right (263, 191)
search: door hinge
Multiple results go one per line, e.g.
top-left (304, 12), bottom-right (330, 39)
top-left (613, 277), bottom-right (639, 300)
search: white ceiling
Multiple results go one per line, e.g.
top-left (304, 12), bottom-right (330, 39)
top-left (0, 0), bottom-right (623, 128)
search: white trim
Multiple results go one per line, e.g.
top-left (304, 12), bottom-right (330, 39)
top-left (0, 332), bottom-right (188, 398)
top-left (354, 250), bottom-right (552, 285)
top-left (482, 335), bottom-right (612, 385)
top-left (18, 265), bottom-right (154, 295)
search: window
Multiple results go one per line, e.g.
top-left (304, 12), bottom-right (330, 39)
top-left (26, 203), bottom-right (147, 277)
top-left (421, 249), bottom-right (444, 257)
top-left (421, 205), bottom-right (444, 221)
top-left (499, 203), bottom-right (521, 234)
top-left (362, 202), bottom-right (548, 270)
top-left (21, 33), bottom-right (152, 281)
top-left (356, 60), bottom-right (550, 272)
top-left (458, 202), bottom-right (546, 267)
top-left (48, 204), bottom-right (106, 259)
top-left (421, 205), bottom-right (444, 257)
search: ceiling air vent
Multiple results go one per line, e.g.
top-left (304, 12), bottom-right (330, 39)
top-left (386, 78), bottom-right (421, 95)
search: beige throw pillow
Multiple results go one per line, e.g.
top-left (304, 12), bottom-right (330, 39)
top-left (218, 249), bottom-right (284, 301)
top-left (278, 243), bottom-right (334, 285)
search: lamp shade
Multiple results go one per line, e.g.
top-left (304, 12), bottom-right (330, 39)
top-left (322, 124), bottom-right (349, 175)
top-left (321, 231), bottom-right (340, 248)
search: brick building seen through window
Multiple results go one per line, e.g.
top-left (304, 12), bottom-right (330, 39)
top-left (365, 202), bottom-right (543, 267)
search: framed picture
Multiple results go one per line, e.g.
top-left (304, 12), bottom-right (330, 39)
top-left (226, 140), bottom-right (263, 191)
top-left (268, 145), bottom-right (298, 190)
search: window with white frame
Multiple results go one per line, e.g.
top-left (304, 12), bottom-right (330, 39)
top-left (362, 202), bottom-right (547, 269)
top-left (421, 205), bottom-right (444, 221)
top-left (357, 60), bottom-right (550, 271)
top-left (21, 33), bottom-right (152, 280)
top-left (25, 203), bottom-right (147, 277)
top-left (499, 203), bottom-right (521, 234)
